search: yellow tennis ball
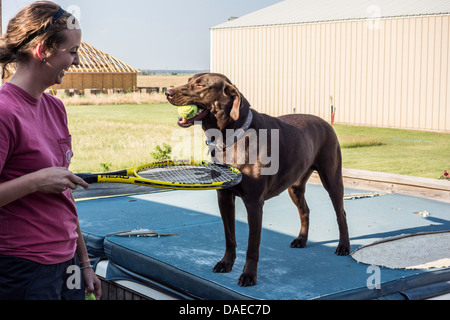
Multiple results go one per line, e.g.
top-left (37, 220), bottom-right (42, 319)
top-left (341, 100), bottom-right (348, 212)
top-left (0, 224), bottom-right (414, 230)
top-left (85, 292), bottom-right (96, 300)
top-left (178, 105), bottom-right (198, 119)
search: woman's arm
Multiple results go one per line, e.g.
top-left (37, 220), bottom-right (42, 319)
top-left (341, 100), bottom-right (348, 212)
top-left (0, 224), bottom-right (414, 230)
top-left (0, 167), bottom-right (89, 207)
top-left (72, 192), bottom-right (102, 300)
top-left (75, 222), bottom-right (102, 300)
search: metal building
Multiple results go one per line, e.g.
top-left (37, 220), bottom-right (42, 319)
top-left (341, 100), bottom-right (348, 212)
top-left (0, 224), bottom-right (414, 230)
top-left (211, 0), bottom-right (450, 132)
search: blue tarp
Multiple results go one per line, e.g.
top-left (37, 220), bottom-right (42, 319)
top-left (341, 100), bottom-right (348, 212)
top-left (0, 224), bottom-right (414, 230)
top-left (77, 184), bottom-right (450, 300)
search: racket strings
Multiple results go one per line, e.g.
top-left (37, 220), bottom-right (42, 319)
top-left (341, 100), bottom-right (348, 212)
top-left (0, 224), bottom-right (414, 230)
top-left (137, 164), bottom-right (238, 185)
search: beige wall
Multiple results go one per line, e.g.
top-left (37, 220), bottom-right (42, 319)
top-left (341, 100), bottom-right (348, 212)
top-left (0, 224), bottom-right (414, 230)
top-left (211, 15), bottom-right (450, 132)
top-left (51, 73), bottom-right (138, 92)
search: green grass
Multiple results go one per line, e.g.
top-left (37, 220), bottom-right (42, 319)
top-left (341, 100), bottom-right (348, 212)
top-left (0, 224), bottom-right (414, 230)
top-left (334, 124), bottom-right (450, 178)
top-left (67, 104), bottom-right (181, 173)
top-left (67, 104), bottom-right (450, 179)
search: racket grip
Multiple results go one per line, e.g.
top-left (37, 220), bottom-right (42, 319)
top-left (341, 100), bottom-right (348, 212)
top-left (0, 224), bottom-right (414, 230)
top-left (75, 173), bottom-right (98, 184)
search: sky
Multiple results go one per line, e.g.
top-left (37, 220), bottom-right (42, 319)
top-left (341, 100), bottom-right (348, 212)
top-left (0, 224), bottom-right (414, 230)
top-left (2, 0), bottom-right (282, 71)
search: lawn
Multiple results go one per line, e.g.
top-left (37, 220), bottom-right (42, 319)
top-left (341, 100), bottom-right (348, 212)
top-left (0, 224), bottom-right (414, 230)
top-left (334, 125), bottom-right (450, 178)
top-left (67, 104), bottom-right (450, 179)
top-left (67, 103), bottom-right (180, 173)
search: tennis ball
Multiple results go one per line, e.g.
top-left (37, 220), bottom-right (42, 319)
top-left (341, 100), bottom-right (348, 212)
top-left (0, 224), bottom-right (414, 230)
top-left (85, 292), bottom-right (96, 300)
top-left (178, 105), bottom-right (198, 119)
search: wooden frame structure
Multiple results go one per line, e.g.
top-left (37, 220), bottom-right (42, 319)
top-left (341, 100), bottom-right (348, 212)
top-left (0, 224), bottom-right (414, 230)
top-left (5, 41), bottom-right (140, 93)
top-left (70, 42), bottom-right (139, 74)
top-left (52, 41), bottom-right (140, 93)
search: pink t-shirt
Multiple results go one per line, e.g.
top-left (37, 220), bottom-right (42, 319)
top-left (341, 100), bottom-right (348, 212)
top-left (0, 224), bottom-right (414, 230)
top-left (0, 82), bottom-right (78, 265)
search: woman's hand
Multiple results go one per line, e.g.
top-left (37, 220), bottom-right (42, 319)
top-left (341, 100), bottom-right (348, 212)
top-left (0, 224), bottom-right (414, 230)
top-left (82, 267), bottom-right (102, 300)
top-left (30, 167), bottom-right (89, 194)
top-left (0, 167), bottom-right (89, 207)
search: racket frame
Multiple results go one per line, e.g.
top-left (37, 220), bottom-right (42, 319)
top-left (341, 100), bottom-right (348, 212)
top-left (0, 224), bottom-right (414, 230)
top-left (77, 160), bottom-right (242, 190)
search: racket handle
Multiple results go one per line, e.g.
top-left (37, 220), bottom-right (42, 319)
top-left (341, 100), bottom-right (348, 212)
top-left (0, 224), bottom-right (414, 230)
top-left (75, 173), bottom-right (98, 184)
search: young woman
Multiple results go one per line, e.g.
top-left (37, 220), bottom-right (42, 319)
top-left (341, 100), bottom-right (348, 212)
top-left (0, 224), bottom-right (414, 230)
top-left (0, 1), bottom-right (101, 300)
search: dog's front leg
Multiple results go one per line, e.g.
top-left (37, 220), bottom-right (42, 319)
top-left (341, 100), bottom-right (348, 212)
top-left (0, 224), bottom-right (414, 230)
top-left (213, 189), bottom-right (236, 273)
top-left (238, 198), bottom-right (263, 287)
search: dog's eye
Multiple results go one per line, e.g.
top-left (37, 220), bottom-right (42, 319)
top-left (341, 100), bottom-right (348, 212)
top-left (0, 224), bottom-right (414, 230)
top-left (194, 83), bottom-right (206, 89)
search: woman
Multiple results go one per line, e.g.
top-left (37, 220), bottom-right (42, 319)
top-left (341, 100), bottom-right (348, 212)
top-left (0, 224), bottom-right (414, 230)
top-left (0, 1), bottom-right (101, 300)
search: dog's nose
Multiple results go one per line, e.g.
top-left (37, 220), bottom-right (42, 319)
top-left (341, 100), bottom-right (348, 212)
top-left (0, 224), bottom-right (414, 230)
top-left (165, 88), bottom-right (174, 98)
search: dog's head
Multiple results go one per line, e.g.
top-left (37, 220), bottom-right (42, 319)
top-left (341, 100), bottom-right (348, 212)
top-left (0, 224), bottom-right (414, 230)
top-left (166, 73), bottom-right (247, 131)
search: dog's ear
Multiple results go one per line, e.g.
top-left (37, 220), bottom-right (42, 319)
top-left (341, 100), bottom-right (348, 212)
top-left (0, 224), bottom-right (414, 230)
top-left (225, 83), bottom-right (241, 121)
top-left (230, 95), bottom-right (241, 121)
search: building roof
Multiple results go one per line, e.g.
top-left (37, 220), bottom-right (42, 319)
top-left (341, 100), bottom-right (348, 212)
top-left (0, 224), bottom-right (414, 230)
top-left (212, 0), bottom-right (450, 29)
top-left (69, 41), bottom-right (140, 73)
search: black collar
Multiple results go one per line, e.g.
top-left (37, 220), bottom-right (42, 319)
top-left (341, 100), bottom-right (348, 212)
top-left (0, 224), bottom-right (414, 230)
top-left (206, 110), bottom-right (253, 153)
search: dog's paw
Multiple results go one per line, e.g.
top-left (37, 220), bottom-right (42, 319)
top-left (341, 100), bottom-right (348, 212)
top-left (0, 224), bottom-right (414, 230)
top-left (290, 237), bottom-right (307, 248)
top-left (238, 272), bottom-right (257, 287)
top-left (213, 260), bottom-right (234, 273)
top-left (335, 243), bottom-right (350, 256)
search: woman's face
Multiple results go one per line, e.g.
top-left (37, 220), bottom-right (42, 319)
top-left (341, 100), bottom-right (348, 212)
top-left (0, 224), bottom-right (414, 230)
top-left (45, 28), bottom-right (82, 85)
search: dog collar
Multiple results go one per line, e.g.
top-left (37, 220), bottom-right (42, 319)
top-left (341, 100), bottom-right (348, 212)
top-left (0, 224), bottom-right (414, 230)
top-left (206, 110), bottom-right (253, 153)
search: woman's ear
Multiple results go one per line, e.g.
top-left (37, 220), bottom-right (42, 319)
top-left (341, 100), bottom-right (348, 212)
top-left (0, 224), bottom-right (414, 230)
top-left (34, 43), bottom-right (48, 62)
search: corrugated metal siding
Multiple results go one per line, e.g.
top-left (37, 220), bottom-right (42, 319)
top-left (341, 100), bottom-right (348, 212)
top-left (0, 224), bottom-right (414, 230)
top-left (211, 15), bottom-right (450, 132)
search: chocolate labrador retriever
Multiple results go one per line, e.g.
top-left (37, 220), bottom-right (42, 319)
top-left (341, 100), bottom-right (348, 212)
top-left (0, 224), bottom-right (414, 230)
top-left (166, 73), bottom-right (350, 287)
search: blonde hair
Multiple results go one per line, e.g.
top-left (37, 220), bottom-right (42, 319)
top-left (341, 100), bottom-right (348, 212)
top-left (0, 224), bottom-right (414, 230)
top-left (0, 1), bottom-right (76, 79)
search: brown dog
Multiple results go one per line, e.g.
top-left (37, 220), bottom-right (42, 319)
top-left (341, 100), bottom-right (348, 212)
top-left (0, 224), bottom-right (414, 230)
top-left (166, 73), bottom-right (350, 287)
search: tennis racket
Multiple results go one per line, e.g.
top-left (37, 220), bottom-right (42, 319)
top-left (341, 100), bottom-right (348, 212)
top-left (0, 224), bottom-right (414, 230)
top-left (75, 160), bottom-right (242, 190)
